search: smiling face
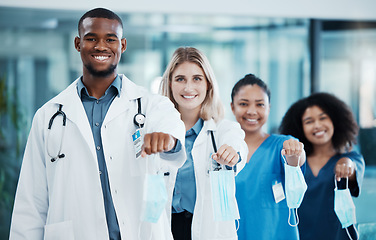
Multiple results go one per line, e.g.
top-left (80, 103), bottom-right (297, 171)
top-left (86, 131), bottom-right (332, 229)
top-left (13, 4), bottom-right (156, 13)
top-left (302, 105), bottom-right (334, 148)
top-left (74, 17), bottom-right (126, 78)
top-left (170, 61), bottom-right (208, 116)
top-left (231, 84), bottom-right (270, 134)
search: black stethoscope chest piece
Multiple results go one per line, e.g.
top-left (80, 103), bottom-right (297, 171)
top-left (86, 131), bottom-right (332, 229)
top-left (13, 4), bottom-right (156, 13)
top-left (134, 98), bottom-right (146, 128)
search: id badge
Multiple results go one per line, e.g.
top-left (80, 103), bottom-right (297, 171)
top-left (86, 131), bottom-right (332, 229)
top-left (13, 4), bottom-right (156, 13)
top-left (272, 181), bottom-right (285, 203)
top-left (132, 128), bottom-right (143, 159)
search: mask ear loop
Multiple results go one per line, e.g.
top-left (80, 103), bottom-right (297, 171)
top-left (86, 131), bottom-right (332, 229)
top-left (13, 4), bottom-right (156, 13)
top-left (235, 219), bottom-right (240, 231)
top-left (283, 153), bottom-right (301, 227)
top-left (288, 208), bottom-right (299, 227)
top-left (346, 177), bottom-right (349, 189)
top-left (334, 176), bottom-right (349, 189)
top-left (345, 224), bottom-right (359, 240)
top-left (281, 151), bottom-right (301, 166)
top-left (334, 175), bottom-right (338, 190)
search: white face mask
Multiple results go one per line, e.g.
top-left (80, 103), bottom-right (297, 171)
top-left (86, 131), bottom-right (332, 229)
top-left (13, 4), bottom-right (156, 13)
top-left (283, 155), bottom-right (307, 227)
top-left (209, 163), bottom-right (240, 221)
top-left (334, 177), bottom-right (359, 240)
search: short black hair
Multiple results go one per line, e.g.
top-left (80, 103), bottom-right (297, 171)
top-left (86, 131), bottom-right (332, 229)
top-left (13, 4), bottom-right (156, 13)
top-left (279, 92), bottom-right (359, 156)
top-left (78, 8), bottom-right (123, 35)
top-left (231, 73), bottom-right (271, 103)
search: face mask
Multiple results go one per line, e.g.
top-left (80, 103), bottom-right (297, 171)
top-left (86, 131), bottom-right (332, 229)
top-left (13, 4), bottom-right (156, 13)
top-left (334, 177), bottom-right (359, 240)
top-left (283, 155), bottom-right (307, 226)
top-left (140, 156), bottom-right (168, 223)
top-left (209, 163), bottom-right (240, 221)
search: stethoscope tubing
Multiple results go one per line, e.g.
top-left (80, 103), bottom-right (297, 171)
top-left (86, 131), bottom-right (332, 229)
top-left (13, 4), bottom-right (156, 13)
top-left (48, 98), bottom-right (145, 163)
top-left (47, 104), bottom-right (66, 162)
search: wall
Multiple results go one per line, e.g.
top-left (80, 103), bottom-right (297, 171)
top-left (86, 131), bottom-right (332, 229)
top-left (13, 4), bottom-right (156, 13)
top-left (0, 0), bottom-right (376, 20)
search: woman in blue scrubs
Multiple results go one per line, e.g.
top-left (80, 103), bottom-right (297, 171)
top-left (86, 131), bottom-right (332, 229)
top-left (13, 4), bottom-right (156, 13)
top-left (279, 92), bottom-right (365, 240)
top-left (231, 74), bottom-right (306, 240)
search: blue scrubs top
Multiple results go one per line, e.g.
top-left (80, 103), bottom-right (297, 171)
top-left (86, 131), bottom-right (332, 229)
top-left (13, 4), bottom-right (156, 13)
top-left (236, 134), bottom-right (303, 240)
top-left (298, 151), bottom-right (365, 240)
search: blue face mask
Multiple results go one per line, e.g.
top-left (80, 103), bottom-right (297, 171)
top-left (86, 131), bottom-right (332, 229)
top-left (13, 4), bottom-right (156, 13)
top-left (334, 177), bottom-right (357, 227)
top-left (209, 165), bottom-right (240, 221)
top-left (283, 155), bottom-right (307, 226)
top-left (334, 177), bottom-right (359, 240)
top-left (140, 173), bottom-right (168, 223)
top-left (140, 155), bottom-right (168, 223)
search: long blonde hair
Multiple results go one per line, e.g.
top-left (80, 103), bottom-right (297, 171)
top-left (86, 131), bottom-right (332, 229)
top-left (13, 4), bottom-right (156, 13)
top-left (159, 47), bottom-right (224, 122)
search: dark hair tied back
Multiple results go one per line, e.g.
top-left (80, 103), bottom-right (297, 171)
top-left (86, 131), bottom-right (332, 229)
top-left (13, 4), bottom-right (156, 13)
top-left (231, 74), bottom-right (271, 103)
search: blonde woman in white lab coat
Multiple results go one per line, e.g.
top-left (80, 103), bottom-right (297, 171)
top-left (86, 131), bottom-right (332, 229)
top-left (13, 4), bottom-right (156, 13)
top-left (160, 47), bottom-right (248, 240)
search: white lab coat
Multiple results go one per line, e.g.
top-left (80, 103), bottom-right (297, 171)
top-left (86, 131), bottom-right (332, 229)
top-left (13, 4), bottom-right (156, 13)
top-left (166, 119), bottom-right (248, 240)
top-left (10, 75), bottom-right (186, 240)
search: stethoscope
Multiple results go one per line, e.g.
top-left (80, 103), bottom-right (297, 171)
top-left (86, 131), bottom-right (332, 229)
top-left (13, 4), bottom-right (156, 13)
top-left (48, 98), bottom-right (145, 163)
top-left (47, 104), bottom-right (66, 162)
top-left (134, 98), bottom-right (146, 128)
top-left (207, 130), bottom-right (235, 174)
top-left (210, 130), bottom-right (221, 171)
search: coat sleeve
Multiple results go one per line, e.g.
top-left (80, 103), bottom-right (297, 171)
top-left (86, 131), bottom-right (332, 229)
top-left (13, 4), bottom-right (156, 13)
top-left (144, 94), bottom-right (186, 169)
top-left (216, 119), bottom-right (248, 174)
top-left (10, 109), bottom-right (49, 240)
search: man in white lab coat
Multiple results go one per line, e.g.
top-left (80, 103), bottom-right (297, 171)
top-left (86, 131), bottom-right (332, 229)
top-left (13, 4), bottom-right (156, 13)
top-left (10, 8), bottom-right (185, 240)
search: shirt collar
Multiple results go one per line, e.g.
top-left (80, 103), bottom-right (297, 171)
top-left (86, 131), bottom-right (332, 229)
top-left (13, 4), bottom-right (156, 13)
top-left (77, 75), bottom-right (122, 98)
top-left (189, 118), bottom-right (204, 136)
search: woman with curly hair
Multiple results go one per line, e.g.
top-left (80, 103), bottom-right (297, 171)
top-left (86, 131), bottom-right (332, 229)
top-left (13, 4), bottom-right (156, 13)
top-left (279, 92), bottom-right (365, 240)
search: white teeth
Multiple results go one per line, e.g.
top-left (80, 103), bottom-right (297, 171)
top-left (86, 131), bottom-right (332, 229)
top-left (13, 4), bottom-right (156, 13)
top-left (314, 131), bottom-right (325, 136)
top-left (94, 56), bottom-right (109, 61)
top-left (246, 119), bottom-right (257, 122)
top-left (183, 95), bottom-right (195, 99)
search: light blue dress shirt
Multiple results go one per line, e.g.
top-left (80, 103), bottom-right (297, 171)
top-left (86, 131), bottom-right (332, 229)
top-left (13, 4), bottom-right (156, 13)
top-left (77, 75), bottom-right (121, 240)
top-left (172, 118), bottom-right (203, 214)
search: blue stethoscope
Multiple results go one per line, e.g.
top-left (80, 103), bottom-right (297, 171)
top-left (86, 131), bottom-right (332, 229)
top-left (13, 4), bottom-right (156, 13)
top-left (48, 98), bottom-right (145, 163)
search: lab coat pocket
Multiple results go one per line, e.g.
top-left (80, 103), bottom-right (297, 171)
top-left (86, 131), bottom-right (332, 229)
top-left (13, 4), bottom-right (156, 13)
top-left (44, 220), bottom-right (74, 240)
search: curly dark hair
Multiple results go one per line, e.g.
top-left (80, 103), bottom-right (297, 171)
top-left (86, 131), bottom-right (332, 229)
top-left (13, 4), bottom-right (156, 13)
top-left (279, 92), bottom-right (358, 156)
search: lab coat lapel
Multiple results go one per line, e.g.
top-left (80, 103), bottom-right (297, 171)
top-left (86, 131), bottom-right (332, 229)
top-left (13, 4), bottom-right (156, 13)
top-left (194, 119), bottom-right (216, 147)
top-left (52, 79), bottom-right (97, 161)
top-left (102, 75), bottom-right (140, 125)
